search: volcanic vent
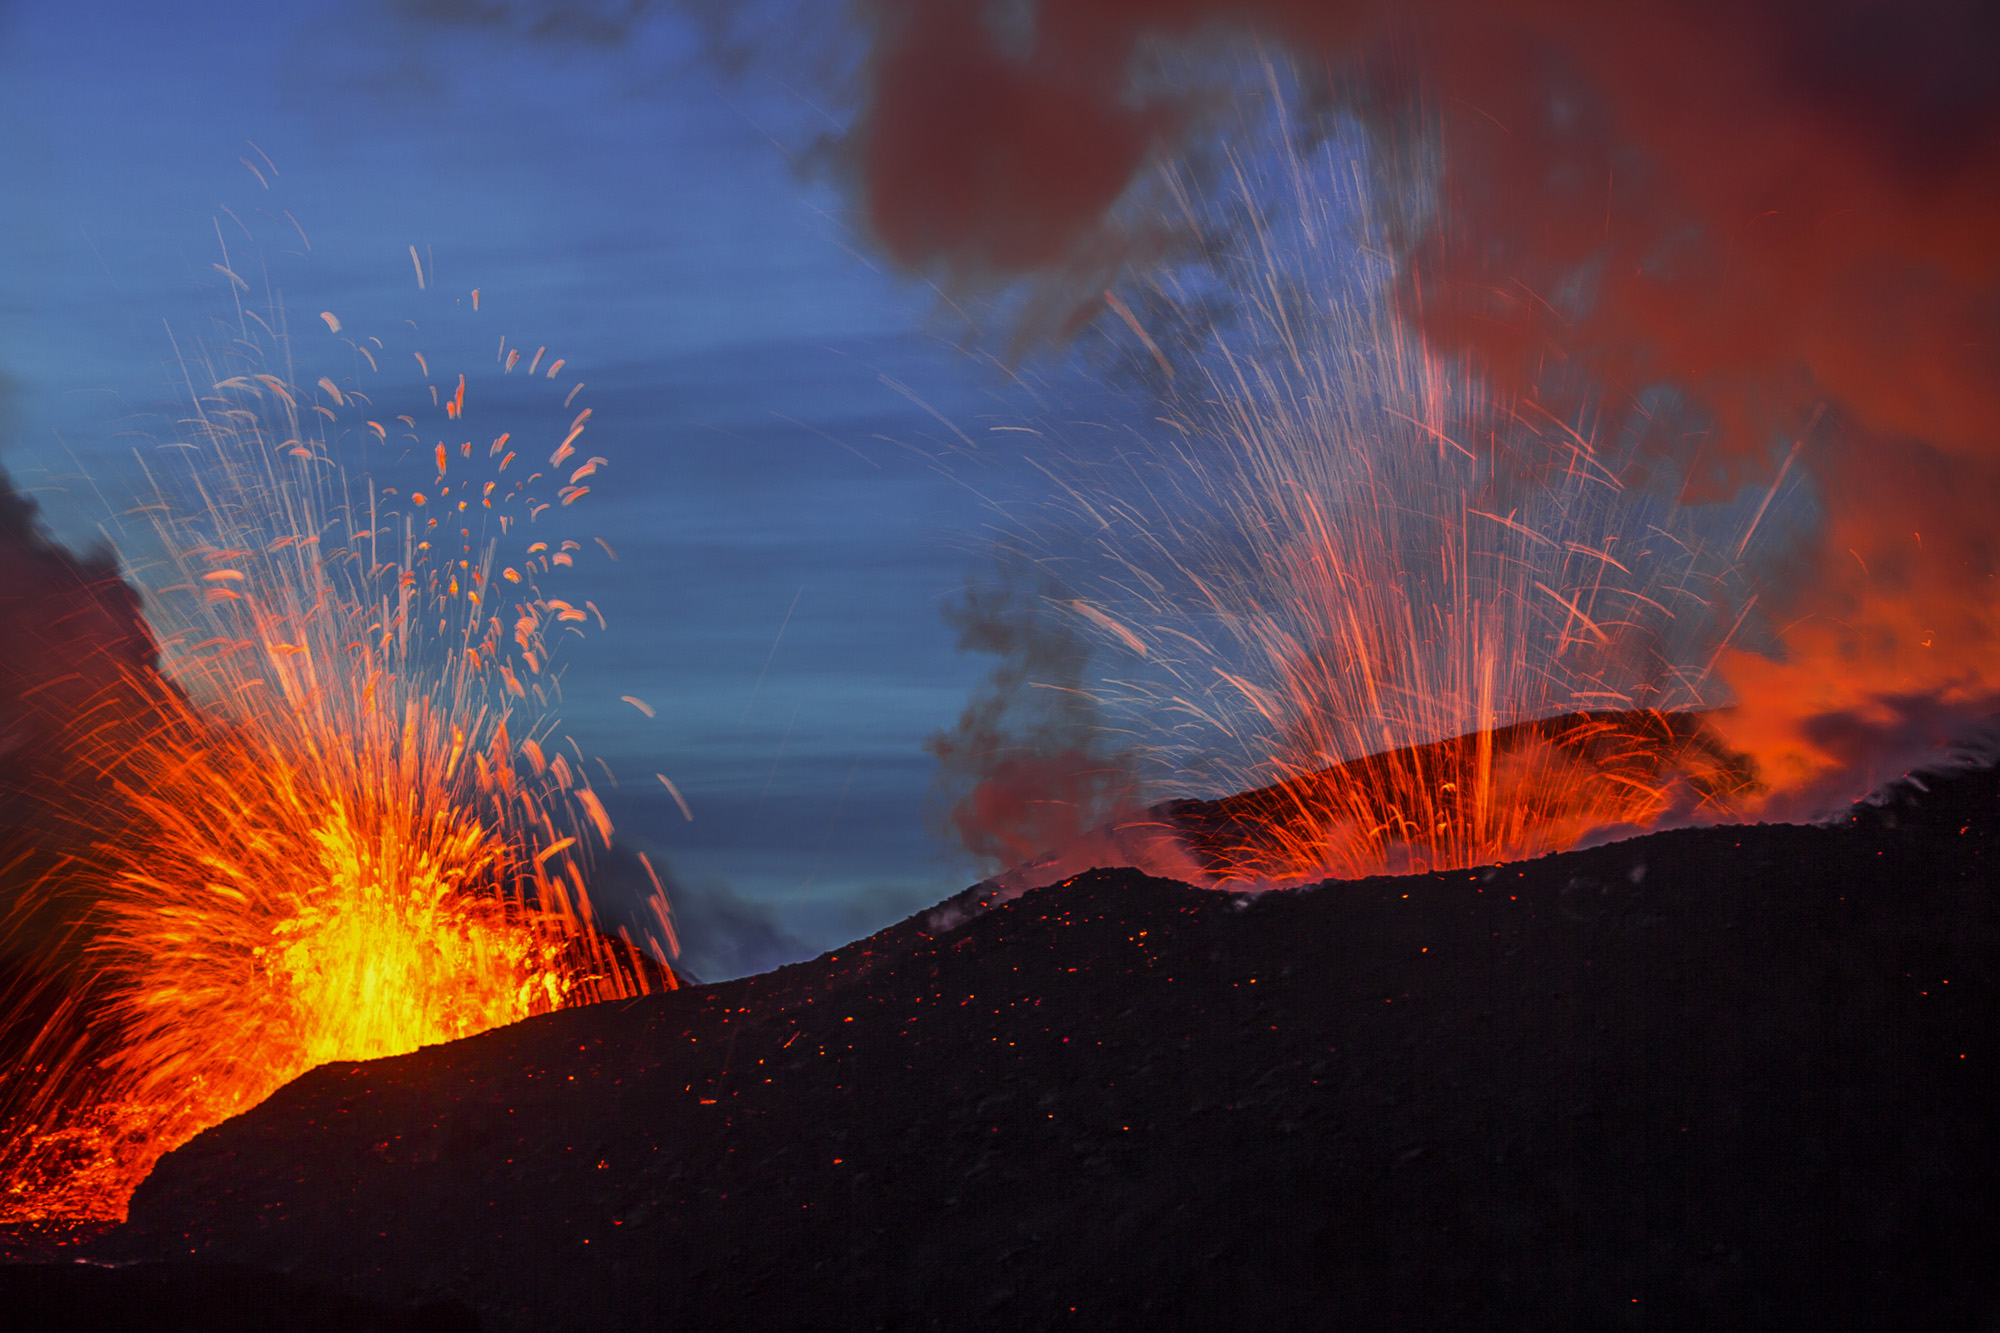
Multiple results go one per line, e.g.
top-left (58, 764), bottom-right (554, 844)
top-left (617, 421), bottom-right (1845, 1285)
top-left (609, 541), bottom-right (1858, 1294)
top-left (0, 300), bottom-right (676, 1230)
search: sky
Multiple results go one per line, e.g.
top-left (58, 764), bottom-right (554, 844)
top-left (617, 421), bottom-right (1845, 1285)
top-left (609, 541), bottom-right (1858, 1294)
top-left (0, 1), bottom-right (1119, 977)
top-left (6, 2), bottom-right (1995, 982)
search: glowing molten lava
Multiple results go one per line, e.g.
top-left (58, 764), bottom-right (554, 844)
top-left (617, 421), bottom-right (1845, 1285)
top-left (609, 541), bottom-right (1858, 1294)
top-left (940, 123), bottom-right (1780, 892)
top-left (1, 306), bottom-right (671, 1224)
top-left (1165, 709), bottom-right (1756, 885)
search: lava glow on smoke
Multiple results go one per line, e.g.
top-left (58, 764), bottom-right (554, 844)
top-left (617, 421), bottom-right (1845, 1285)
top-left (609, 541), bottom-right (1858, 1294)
top-left (875, 2), bottom-right (2000, 882)
top-left (0, 296), bottom-right (673, 1223)
top-left (936, 115), bottom-right (1781, 891)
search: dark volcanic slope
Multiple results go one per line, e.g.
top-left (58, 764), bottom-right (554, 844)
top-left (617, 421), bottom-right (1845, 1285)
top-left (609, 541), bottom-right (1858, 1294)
top-left (68, 768), bottom-right (2000, 1330)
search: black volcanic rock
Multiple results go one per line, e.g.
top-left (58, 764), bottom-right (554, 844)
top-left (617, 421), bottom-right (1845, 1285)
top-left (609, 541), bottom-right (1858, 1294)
top-left (30, 764), bottom-right (2000, 1330)
top-left (0, 1260), bottom-right (478, 1331)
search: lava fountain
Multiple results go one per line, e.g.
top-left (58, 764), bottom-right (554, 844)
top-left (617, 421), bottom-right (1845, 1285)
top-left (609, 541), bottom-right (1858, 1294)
top-left (941, 117), bottom-right (1775, 889)
top-left (865, 7), bottom-right (2000, 878)
top-left (0, 290), bottom-right (673, 1223)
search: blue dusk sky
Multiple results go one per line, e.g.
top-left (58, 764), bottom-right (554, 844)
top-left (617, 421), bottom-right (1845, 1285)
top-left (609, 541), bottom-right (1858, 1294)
top-left (2, 2), bottom-right (1978, 981)
top-left (0, 2), bottom-right (1146, 977)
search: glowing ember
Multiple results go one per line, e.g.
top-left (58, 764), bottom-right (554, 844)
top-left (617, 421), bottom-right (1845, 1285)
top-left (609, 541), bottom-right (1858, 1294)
top-left (0, 292), bottom-right (673, 1223)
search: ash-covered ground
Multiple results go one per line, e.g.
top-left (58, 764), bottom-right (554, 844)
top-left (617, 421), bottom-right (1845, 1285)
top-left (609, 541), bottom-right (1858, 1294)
top-left (5, 762), bottom-right (1997, 1331)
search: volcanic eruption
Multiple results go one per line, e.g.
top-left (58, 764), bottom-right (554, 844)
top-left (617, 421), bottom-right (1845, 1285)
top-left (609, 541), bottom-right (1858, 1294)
top-left (922, 111), bottom-right (1774, 890)
top-left (0, 285), bottom-right (675, 1225)
top-left (1, 2), bottom-right (1997, 1326)
top-left (904, 3), bottom-right (1999, 887)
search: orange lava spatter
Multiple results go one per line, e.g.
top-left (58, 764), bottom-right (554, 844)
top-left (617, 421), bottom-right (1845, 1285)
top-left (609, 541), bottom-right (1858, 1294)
top-left (1008, 105), bottom-right (1777, 888)
top-left (1166, 709), bottom-right (1757, 885)
top-left (1, 297), bottom-right (673, 1224)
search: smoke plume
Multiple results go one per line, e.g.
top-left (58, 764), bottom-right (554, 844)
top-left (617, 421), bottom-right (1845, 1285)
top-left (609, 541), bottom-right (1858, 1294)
top-left (853, 1), bottom-right (1998, 446)
top-left (849, 0), bottom-right (2000, 803)
top-left (924, 558), bottom-right (1211, 889)
top-left (0, 458), bottom-right (165, 1094)
top-left (926, 563), bottom-right (1140, 873)
top-left (0, 463), bottom-right (162, 875)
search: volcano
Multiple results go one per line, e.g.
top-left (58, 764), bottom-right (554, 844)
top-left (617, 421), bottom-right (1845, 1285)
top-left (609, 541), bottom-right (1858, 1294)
top-left (3, 745), bottom-right (1997, 1329)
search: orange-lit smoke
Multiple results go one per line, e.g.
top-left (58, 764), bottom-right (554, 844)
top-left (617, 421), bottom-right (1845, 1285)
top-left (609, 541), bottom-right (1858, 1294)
top-left (855, 0), bottom-right (2000, 807)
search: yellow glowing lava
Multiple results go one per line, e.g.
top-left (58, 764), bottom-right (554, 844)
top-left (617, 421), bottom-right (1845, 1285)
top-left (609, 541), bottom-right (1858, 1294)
top-left (1, 283), bottom-right (670, 1223)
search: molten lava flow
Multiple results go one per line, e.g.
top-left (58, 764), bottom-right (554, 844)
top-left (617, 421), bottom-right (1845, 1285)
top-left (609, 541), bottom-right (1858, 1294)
top-left (0, 306), bottom-right (672, 1224)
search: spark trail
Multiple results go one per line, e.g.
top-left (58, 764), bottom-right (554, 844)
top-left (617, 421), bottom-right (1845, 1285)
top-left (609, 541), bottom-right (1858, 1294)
top-left (0, 285), bottom-right (673, 1223)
